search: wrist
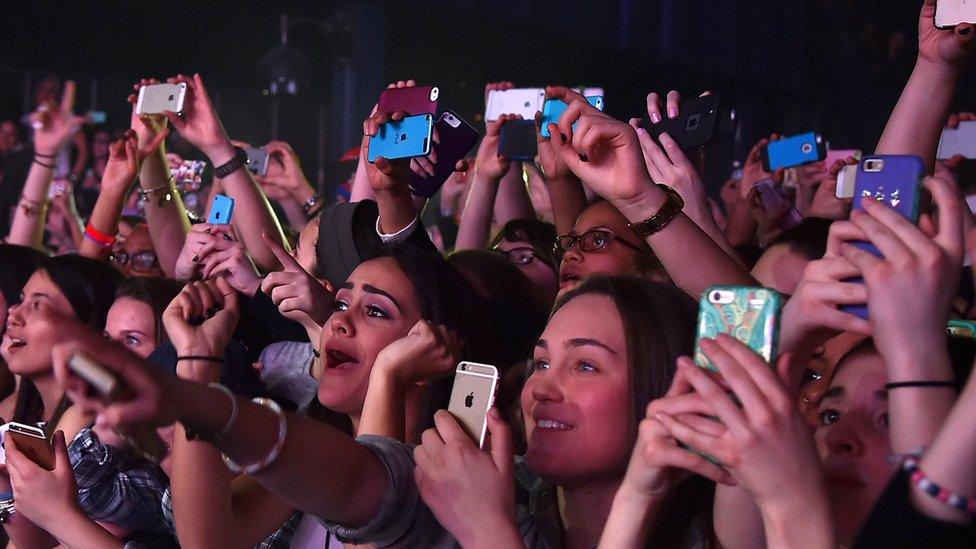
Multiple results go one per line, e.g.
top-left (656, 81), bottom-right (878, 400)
top-left (611, 178), bottom-right (667, 223)
top-left (290, 182), bottom-right (316, 204)
top-left (204, 142), bottom-right (237, 166)
top-left (915, 56), bottom-right (966, 80)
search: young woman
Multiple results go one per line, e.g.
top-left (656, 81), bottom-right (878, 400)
top-left (488, 219), bottom-right (559, 309)
top-left (0, 244), bottom-right (46, 420)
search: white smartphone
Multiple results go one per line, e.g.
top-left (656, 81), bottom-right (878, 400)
top-left (245, 147), bottom-right (270, 176)
top-left (936, 1), bottom-right (976, 28)
top-left (135, 83), bottom-right (188, 116)
top-left (485, 88), bottom-right (546, 121)
top-left (836, 164), bottom-right (858, 199)
top-left (937, 121), bottom-right (976, 159)
top-left (446, 362), bottom-right (499, 449)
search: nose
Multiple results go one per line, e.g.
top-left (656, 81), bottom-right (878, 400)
top-left (823, 414), bottom-right (864, 458)
top-left (329, 309), bottom-right (354, 337)
top-left (6, 301), bottom-right (24, 327)
top-left (528, 368), bottom-right (564, 404)
top-left (560, 243), bottom-right (583, 265)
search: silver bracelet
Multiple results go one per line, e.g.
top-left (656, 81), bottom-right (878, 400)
top-left (208, 382), bottom-right (238, 440)
top-left (221, 398), bottom-right (287, 475)
top-left (0, 497), bottom-right (16, 523)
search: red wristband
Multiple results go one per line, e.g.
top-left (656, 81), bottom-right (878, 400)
top-left (84, 224), bottom-right (117, 247)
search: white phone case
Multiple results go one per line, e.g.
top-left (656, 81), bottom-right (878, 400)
top-left (836, 164), bottom-right (858, 199)
top-left (485, 88), bottom-right (546, 121)
top-left (446, 362), bottom-right (498, 449)
top-left (936, 0), bottom-right (976, 28)
top-left (937, 121), bottom-right (976, 159)
top-left (135, 83), bottom-right (188, 116)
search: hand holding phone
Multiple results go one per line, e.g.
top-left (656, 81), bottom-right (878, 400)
top-left (447, 362), bottom-right (499, 448)
top-left (409, 111), bottom-right (479, 198)
top-left (6, 423), bottom-right (55, 471)
top-left (377, 85), bottom-right (439, 116)
top-left (485, 88), bottom-right (545, 121)
top-left (498, 119), bottom-right (538, 161)
top-left (694, 286), bottom-right (783, 372)
top-left (367, 114), bottom-right (434, 163)
top-left (540, 95), bottom-right (604, 139)
top-left (136, 83), bottom-right (187, 116)
top-left (762, 132), bottom-right (826, 171)
top-left (207, 194), bottom-right (235, 224)
top-left (245, 147), bottom-right (270, 176)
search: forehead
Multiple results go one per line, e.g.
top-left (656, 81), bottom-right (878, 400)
top-left (346, 256), bottom-right (414, 296)
top-left (23, 270), bottom-right (72, 311)
top-left (573, 202), bottom-right (629, 234)
top-left (542, 294), bottom-right (625, 352)
top-left (107, 297), bottom-right (155, 327)
top-left (826, 351), bottom-right (886, 402)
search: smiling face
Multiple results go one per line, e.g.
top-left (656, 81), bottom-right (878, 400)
top-left (317, 257), bottom-right (422, 417)
top-left (814, 349), bottom-right (892, 542)
top-left (1, 270), bottom-right (74, 378)
top-left (521, 293), bottom-right (632, 485)
top-left (105, 297), bottom-right (157, 359)
top-left (557, 202), bottom-right (645, 298)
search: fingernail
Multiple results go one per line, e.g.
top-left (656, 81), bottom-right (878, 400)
top-left (489, 408), bottom-right (499, 418)
top-left (205, 227), bottom-right (212, 234)
top-left (636, 127), bottom-right (646, 135)
top-left (668, 107), bottom-right (677, 119)
top-left (579, 153), bottom-right (589, 162)
top-left (651, 113), bottom-right (662, 124)
top-left (191, 255), bottom-right (199, 263)
top-left (560, 133), bottom-right (567, 143)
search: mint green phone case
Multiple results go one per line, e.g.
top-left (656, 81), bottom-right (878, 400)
top-left (694, 286), bottom-right (783, 371)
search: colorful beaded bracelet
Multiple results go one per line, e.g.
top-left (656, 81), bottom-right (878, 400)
top-left (903, 457), bottom-right (976, 514)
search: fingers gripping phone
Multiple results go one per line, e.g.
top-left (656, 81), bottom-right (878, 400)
top-left (447, 362), bottom-right (499, 449)
top-left (135, 83), bottom-right (188, 116)
top-left (840, 155), bottom-right (924, 320)
top-left (245, 147), bottom-right (270, 176)
top-left (539, 96), bottom-right (605, 139)
top-left (485, 88), bottom-right (546, 121)
top-left (368, 114), bottom-right (434, 163)
top-left (7, 423), bottom-right (55, 471)
top-left (499, 120), bottom-right (539, 161)
top-left (694, 286), bottom-right (783, 372)
top-left (754, 181), bottom-right (803, 231)
top-left (646, 94), bottom-right (728, 150)
top-left (208, 194), bottom-right (235, 224)
top-left (409, 111), bottom-right (479, 198)
top-left (377, 86), bottom-right (439, 116)
top-left (762, 132), bottom-right (826, 171)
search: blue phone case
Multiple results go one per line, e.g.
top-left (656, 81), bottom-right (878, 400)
top-left (763, 132), bottom-right (825, 171)
top-left (540, 96), bottom-right (605, 138)
top-left (208, 194), bottom-right (235, 225)
top-left (841, 155), bottom-right (924, 319)
top-left (368, 114), bottom-right (434, 163)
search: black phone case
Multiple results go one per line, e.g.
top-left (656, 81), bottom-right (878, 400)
top-left (498, 120), bottom-right (538, 161)
top-left (645, 94), bottom-right (723, 150)
top-left (409, 111), bottom-right (479, 198)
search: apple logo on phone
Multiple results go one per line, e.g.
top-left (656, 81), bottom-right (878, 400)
top-left (394, 133), bottom-right (408, 144)
top-left (464, 391), bottom-right (474, 408)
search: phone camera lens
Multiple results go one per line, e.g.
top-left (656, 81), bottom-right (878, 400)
top-left (711, 292), bottom-right (722, 301)
top-left (461, 364), bottom-right (467, 371)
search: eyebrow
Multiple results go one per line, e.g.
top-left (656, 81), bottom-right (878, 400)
top-left (535, 339), bottom-right (548, 350)
top-left (567, 337), bottom-right (617, 354)
top-left (820, 386), bottom-right (845, 401)
top-left (362, 284), bottom-right (402, 312)
top-left (119, 329), bottom-right (149, 337)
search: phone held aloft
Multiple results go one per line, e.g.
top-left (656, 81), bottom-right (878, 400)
top-left (409, 111), bottom-right (479, 198)
top-left (937, 121), bottom-right (976, 160)
top-left (447, 362), bottom-right (499, 449)
top-left (367, 114), bottom-right (434, 163)
top-left (68, 352), bottom-right (169, 464)
top-left (762, 132), bottom-right (826, 172)
top-left (135, 83), bottom-right (188, 116)
top-left (245, 147), bottom-right (270, 176)
top-left (694, 286), bottom-right (783, 372)
top-left (484, 88), bottom-right (546, 121)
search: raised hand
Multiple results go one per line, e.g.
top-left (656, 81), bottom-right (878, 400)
top-left (475, 115), bottom-right (519, 182)
top-left (741, 135), bottom-right (784, 201)
top-left (99, 130), bottom-right (141, 197)
top-left (372, 320), bottom-right (460, 389)
top-left (629, 120), bottom-right (711, 222)
top-left (259, 140), bottom-right (316, 203)
top-left (809, 157), bottom-right (857, 220)
top-left (173, 223), bottom-right (238, 280)
top-left (127, 79), bottom-right (171, 160)
top-left (201, 238), bottom-right (262, 296)
top-left (162, 73), bottom-right (235, 163)
top-left (361, 109), bottom-right (413, 193)
top-left (918, 0), bottom-right (976, 68)
top-left (30, 80), bottom-right (87, 157)
top-left (162, 276), bottom-right (241, 358)
top-left (259, 233), bottom-right (333, 329)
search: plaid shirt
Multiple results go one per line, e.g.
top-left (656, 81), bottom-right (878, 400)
top-left (161, 488), bottom-right (304, 548)
top-left (68, 428), bottom-right (170, 534)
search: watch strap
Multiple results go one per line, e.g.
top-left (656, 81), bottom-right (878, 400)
top-left (626, 184), bottom-right (684, 238)
top-left (213, 147), bottom-right (248, 179)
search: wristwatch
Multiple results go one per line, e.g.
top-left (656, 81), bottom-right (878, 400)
top-left (626, 184), bottom-right (684, 238)
top-left (213, 147), bottom-right (248, 179)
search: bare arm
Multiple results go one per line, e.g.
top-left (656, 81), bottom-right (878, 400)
top-left (492, 163), bottom-right (535, 224)
top-left (536, 113), bottom-right (587, 235)
top-left (68, 131), bottom-right (89, 183)
top-left (455, 116), bottom-right (516, 250)
top-left (6, 161), bottom-right (55, 249)
top-left (78, 134), bottom-right (140, 260)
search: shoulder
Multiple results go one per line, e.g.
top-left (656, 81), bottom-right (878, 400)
top-left (55, 404), bottom-right (95, 442)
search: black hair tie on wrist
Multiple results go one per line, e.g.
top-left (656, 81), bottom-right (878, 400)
top-left (176, 356), bottom-right (223, 364)
top-left (883, 380), bottom-right (956, 391)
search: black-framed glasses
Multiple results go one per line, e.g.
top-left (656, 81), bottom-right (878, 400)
top-left (110, 250), bottom-right (158, 273)
top-left (553, 229), bottom-right (645, 257)
top-left (493, 246), bottom-right (537, 266)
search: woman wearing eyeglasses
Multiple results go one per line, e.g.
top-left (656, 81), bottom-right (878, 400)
top-left (489, 219), bottom-right (559, 308)
top-left (109, 223), bottom-right (163, 278)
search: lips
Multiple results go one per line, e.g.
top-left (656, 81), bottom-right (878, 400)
top-left (531, 406), bottom-right (575, 431)
top-left (558, 267), bottom-right (583, 289)
top-left (323, 346), bottom-right (359, 371)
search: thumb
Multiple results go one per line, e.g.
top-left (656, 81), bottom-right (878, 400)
top-left (547, 122), bottom-right (582, 175)
top-left (486, 408), bottom-right (514, 476)
top-left (53, 431), bottom-right (69, 471)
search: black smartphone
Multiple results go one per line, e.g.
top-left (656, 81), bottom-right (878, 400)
top-left (409, 111), bottom-right (479, 198)
top-left (645, 94), bottom-right (730, 150)
top-left (498, 120), bottom-right (538, 161)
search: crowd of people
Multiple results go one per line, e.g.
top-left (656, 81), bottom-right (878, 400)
top-left (0, 2), bottom-right (974, 548)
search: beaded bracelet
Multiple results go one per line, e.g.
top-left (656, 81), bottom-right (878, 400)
top-left (903, 457), bottom-right (976, 514)
top-left (222, 397), bottom-right (287, 475)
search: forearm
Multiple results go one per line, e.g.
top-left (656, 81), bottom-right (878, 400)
top-left (493, 164), bottom-right (535, 224)
top-left (375, 186), bottom-right (418, 235)
top-left (171, 425), bottom-right (240, 549)
top-left (883, 340), bottom-right (956, 454)
top-left (70, 134), bottom-right (90, 180)
top-left (876, 60), bottom-right (962, 172)
top-left (3, 511), bottom-right (59, 549)
top-left (350, 154), bottom-right (376, 202)
top-left (684, 198), bottom-right (742, 265)
top-left (359, 372), bottom-right (407, 441)
top-left (277, 197), bottom-right (308, 232)
top-left (139, 150), bottom-right (190, 277)
top-left (546, 175), bottom-right (587, 235)
top-left (206, 145), bottom-right (287, 271)
top-left (79, 188), bottom-right (128, 260)
top-left (597, 485), bottom-right (666, 549)
top-left (43, 506), bottom-right (122, 549)
top-left (713, 484), bottom-right (766, 549)
top-left (454, 173), bottom-right (501, 250)
top-left (7, 161), bottom-right (54, 249)
top-left (724, 202), bottom-right (758, 248)
top-left (759, 497), bottom-right (835, 549)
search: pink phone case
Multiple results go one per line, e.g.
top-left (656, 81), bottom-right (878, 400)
top-left (377, 86), bottom-right (439, 116)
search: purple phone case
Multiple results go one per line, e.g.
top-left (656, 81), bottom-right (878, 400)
top-left (409, 111), bottom-right (479, 198)
top-left (841, 155), bottom-right (924, 319)
top-left (377, 86), bottom-right (438, 116)
top-left (755, 181), bottom-right (802, 230)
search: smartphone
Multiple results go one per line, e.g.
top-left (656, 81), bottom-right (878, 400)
top-left (485, 88), bottom-right (546, 121)
top-left (754, 181), bottom-right (803, 230)
top-left (936, 1), bottom-right (976, 28)
top-left (87, 110), bottom-right (107, 125)
top-left (540, 96), bottom-right (605, 139)
top-left (836, 164), bottom-right (858, 199)
top-left (67, 353), bottom-right (169, 464)
top-left (947, 319), bottom-right (976, 339)
top-left (377, 85), bottom-right (439, 116)
top-left (409, 111), bottom-right (479, 198)
top-left (135, 83), bottom-right (188, 116)
top-left (7, 422), bottom-right (55, 471)
top-left (447, 362), bottom-right (499, 449)
top-left (825, 149), bottom-right (862, 167)
top-left (762, 132), bottom-right (826, 171)
top-left (646, 94), bottom-right (725, 150)
top-left (208, 193), bottom-right (235, 224)
top-left (245, 147), bottom-right (270, 176)
top-left (367, 114), bottom-right (434, 163)
top-left (173, 160), bottom-right (207, 191)
top-left (694, 286), bottom-right (783, 372)
top-left (937, 121), bottom-right (976, 159)
top-left (499, 119), bottom-right (539, 161)
top-left (841, 155), bottom-right (925, 319)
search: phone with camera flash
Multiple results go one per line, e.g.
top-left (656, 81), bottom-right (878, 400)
top-left (762, 132), bottom-right (826, 171)
top-left (499, 119), bottom-right (539, 161)
top-left (409, 111), bottom-right (479, 198)
top-left (7, 422), bottom-right (55, 471)
top-left (447, 362), bottom-right (498, 449)
top-left (368, 114), bottom-right (434, 163)
top-left (694, 286), bottom-right (783, 372)
top-left (539, 96), bottom-right (605, 139)
top-left (485, 88), bottom-right (546, 121)
top-left (936, 1), bottom-right (976, 28)
top-left (377, 85), bottom-right (439, 116)
top-left (208, 194), bottom-right (235, 224)
top-left (245, 147), bottom-right (270, 176)
top-left (135, 83), bottom-right (187, 116)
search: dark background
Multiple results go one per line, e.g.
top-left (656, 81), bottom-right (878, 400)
top-left (1, 0), bottom-right (972, 196)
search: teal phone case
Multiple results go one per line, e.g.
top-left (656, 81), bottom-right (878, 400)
top-left (368, 114), bottom-right (434, 163)
top-left (694, 286), bottom-right (783, 371)
top-left (540, 96), bottom-right (604, 138)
